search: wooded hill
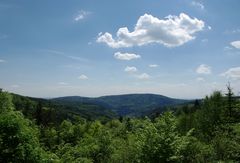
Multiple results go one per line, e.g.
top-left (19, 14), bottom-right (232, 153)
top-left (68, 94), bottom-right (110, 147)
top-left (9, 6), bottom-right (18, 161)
top-left (0, 87), bottom-right (240, 162)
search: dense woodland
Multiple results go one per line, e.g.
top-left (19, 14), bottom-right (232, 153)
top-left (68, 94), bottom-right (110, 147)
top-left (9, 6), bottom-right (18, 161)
top-left (0, 87), bottom-right (240, 162)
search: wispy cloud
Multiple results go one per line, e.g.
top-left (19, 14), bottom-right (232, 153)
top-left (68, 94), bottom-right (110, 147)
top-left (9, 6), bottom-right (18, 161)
top-left (136, 73), bottom-right (151, 80)
top-left (78, 74), bottom-right (88, 80)
top-left (224, 46), bottom-right (233, 51)
top-left (196, 64), bottom-right (211, 74)
top-left (124, 66), bottom-right (138, 73)
top-left (191, 1), bottom-right (205, 10)
top-left (0, 59), bottom-right (6, 63)
top-left (41, 49), bottom-right (65, 55)
top-left (231, 29), bottom-right (240, 34)
top-left (97, 13), bottom-right (205, 48)
top-left (201, 39), bottom-right (208, 43)
top-left (149, 64), bottom-right (158, 68)
top-left (67, 56), bottom-right (89, 62)
top-left (224, 29), bottom-right (240, 34)
top-left (42, 49), bottom-right (88, 62)
top-left (58, 82), bottom-right (68, 85)
top-left (63, 65), bottom-right (82, 70)
top-left (196, 77), bottom-right (205, 82)
top-left (74, 10), bottom-right (91, 21)
top-left (114, 52), bottom-right (141, 60)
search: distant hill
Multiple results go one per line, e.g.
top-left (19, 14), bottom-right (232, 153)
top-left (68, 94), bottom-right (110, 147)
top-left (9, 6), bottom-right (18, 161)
top-left (11, 93), bottom-right (116, 123)
top-left (51, 94), bottom-right (190, 116)
top-left (10, 92), bottom-right (191, 121)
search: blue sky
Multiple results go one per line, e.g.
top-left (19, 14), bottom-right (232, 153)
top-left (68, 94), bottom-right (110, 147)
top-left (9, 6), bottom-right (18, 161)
top-left (0, 0), bottom-right (240, 98)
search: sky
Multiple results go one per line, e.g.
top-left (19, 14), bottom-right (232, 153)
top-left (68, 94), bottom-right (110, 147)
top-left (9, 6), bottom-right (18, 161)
top-left (0, 0), bottom-right (240, 99)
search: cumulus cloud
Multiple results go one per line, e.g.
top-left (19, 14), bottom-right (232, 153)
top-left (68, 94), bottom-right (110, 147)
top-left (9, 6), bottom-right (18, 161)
top-left (221, 67), bottom-right (240, 80)
top-left (149, 64), bottom-right (158, 68)
top-left (196, 64), bottom-right (211, 74)
top-left (78, 74), bottom-right (88, 80)
top-left (97, 13), bottom-right (205, 48)
top-left (191, 1), bottom-right (205, 10)
top-left (124, 66), bottom-right (138, 73)
top-left (74, 10), bottom-right (90, 21)
top-left (114, 52), bottom-right (141, 60)
top-left (136, 73), bottom-right (151, 80)
top-left (230, 41), bottom-right (240, 49)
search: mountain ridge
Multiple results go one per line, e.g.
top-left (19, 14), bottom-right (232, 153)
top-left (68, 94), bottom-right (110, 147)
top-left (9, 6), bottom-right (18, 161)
top-left (51, 93), bottom-right (190, 116)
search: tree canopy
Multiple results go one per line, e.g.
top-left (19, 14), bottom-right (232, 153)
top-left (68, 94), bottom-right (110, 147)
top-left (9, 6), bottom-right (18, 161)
top-left (0, 88), bottom-right (240, 162)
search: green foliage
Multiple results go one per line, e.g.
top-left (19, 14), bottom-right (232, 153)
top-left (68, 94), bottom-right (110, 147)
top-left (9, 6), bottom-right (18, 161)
top-left (176, 89), bottom-right (240, 162)
top-left (0, 91), bottom-right (13, 113)
top-left (134, 112), bottom-right (192, 162)
top-left (0, 91), bottom-right (59, 162)
top-left (52, 94), bottom-right (188, 116)
top-left (1, 88), bottom-right (240, 162)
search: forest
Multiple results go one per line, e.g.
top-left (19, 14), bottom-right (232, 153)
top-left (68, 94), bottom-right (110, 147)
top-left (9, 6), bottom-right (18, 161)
top-left (0, 87), bottom-right (240, 163)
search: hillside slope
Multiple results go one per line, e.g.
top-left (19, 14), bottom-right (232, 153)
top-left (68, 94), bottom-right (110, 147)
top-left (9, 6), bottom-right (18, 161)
top-left (52, 94), bottom-right (189, 116)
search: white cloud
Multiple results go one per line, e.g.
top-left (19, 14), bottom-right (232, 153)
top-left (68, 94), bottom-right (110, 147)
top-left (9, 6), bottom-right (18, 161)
top-left (58, 82), bottom-right (68, 85)
top-left (221, 67), bottom-right (240, 80)
top-left (114, 52), bottom-right (141, 60)
top-left (0, 59), bottom-right (6, 63)
top-left (230, 41), bottom-right (240, 49)
top-left (225, 29), bottom-right (240, 34)
top-left (231, 29), bottom-right (240, 34)
top-left (136, 73), bottom-right (151, 80)
top-left (97, 13), bottom-right (205, 48)
top-left (74, 10), bottom-right (90, 21)
top-left (67, 56), bottom-right (89, 62)
top-left (149, 64), bottom-right (158, 68)
top-left (42, 49), bottom-right (89, 62)
top-left (201, 39), bottom-right (208, 43)
top-left (42, 49), bottom-right (64, 55)
top-left (196, 64), bottom-right (211, 74)
top-left (224, 46), bottom-right (233, 51)
top-left (124, 66), bottom-right (138, 73)
top-left (191, 1), bottom-right (205, 10)
top-left (78, 74), bottom-right (88, 80)
top-left (196, 77), bottom-right (205, 82)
